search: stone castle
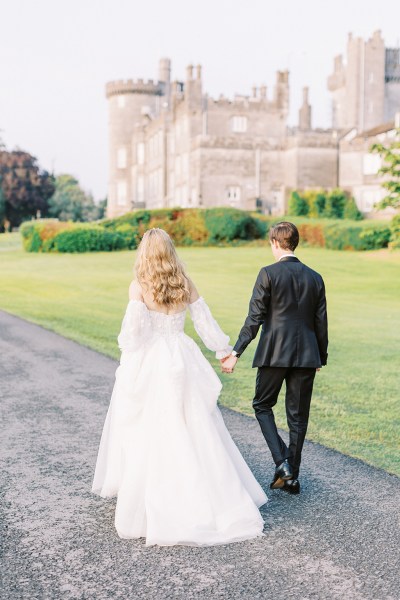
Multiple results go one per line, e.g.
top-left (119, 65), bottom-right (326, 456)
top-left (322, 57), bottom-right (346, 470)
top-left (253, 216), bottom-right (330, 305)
top-left (106, 30), bottom-right (400, 218)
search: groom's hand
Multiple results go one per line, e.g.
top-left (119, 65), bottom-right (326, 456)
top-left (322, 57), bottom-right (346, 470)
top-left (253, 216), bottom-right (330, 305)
top-left (221, 354), bottom-right (238, 374)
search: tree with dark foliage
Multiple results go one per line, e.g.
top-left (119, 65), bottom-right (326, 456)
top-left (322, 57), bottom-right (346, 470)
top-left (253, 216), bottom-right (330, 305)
top-left (0, 150), bottom-right (55, 231)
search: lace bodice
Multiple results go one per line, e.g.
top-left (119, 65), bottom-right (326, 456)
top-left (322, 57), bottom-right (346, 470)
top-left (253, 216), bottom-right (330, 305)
top-left (148, 308), bottom-right (186, 335)
top-left (117, 297), bottom-right (232, 359)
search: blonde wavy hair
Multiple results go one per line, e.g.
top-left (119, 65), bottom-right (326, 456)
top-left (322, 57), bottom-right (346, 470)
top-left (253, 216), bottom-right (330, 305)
top-left (134, 228), bottom-right (190, 307)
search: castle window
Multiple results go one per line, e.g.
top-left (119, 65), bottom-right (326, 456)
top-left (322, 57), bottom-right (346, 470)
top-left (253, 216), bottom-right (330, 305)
top-left (137, 176), bottom-right (144, 203)
top-left (117, 95), bottom-right (126, 108)
top-left (227, 186), bottom-right (241, 205)
top-left (232, 116), bottom-right (247, 133)
top-left (368, 101), bottom-right (374, 114)
top-left (117, 181), bottom-right (127, 205)
top-left (137, 143), bottom-right (145, 165)
top-left (117, 148), bottom-right (127, 169)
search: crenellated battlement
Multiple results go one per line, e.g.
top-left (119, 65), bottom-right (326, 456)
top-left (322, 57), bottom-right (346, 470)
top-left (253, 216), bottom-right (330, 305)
top-left (106, 79), bottom-right (165, 98)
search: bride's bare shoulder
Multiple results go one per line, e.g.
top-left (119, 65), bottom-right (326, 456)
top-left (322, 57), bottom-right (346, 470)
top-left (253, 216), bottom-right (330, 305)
top-left (128, 280), bottom-right (144, 301)
top-left (188, 278), bottom-right (200, 303)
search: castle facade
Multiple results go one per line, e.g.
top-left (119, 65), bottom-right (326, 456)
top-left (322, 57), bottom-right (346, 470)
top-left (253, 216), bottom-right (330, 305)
top-left (106, 31), bottom-right (400, 219)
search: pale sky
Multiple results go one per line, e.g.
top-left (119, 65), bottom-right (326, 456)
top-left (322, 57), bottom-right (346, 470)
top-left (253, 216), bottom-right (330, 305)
top-left (1, 0), bottom-right (399, 200)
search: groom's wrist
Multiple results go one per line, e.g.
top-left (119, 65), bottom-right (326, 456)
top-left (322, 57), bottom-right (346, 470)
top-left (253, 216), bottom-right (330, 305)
top-left (231, 350), bottom-right (241, 358)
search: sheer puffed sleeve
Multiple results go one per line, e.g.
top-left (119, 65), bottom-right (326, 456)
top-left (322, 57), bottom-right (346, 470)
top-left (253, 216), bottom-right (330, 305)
top-left (117, 300), bottom-right (150, 352)
top-left (189, 297), bottom-right (232, 359)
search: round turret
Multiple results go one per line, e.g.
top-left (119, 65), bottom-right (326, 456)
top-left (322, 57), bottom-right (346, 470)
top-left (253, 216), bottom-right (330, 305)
top-left (106, 78), bottom-right (165, 217)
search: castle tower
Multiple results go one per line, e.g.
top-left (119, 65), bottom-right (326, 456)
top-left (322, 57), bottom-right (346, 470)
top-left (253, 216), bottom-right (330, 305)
top-left (299, 86), bottom-right (312, 131)
top-left (384, 47), bottom-right (400, 121)
top-left (328, 30), bottom-right (386, 131)
top-left (105, 71), bottom-right (166, 217)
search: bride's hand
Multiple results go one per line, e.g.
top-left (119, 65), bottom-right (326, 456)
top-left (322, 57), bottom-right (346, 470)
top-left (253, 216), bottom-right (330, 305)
top-left (221, 354), bottom-right (238, 374)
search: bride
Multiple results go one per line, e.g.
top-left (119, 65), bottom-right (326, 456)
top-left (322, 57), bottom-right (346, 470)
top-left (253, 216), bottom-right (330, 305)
top-left (92, 228), bottom-right (267, 546)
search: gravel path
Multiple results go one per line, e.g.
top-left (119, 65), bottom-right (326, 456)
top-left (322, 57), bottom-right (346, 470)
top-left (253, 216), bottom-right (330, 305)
top-left (1, 309), bottom-right (399, 600)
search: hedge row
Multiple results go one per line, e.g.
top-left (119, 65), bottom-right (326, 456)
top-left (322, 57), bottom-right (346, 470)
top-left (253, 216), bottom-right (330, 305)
top-left (20, 208), bottom-right (267, 253)
top-left (20, 209), bottom-right (396, 253)
top-left (292, 218), bottom-right (392, 251)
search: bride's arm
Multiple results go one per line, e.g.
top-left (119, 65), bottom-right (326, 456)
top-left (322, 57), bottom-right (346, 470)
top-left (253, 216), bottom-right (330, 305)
top-left (117, 281), bottom-right (148, 352)
top-left (188, 280), bottom-right (232, 360)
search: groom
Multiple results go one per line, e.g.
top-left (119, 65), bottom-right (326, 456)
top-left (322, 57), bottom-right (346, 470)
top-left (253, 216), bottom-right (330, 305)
top-left (222, 222), bottom-right (328, 494)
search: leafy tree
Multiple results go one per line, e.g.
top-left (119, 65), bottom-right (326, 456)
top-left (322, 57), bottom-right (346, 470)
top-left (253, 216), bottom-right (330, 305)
top-left (288, 191), bottom-right (309, 216)
top-left (370, 128), bottom-right (400, 209)
top-left (48, 174), bottom-right (100, 222)
top-left (96, 198), bottom-right (108, 220)
top-left (0, 149), bottom-right (55, 230)
top-left (0, 184), bottom-right (6, 232)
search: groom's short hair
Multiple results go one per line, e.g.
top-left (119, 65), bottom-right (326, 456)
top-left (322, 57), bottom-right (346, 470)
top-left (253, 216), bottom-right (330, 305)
top-left (269, 222), bottom-right (299, 251)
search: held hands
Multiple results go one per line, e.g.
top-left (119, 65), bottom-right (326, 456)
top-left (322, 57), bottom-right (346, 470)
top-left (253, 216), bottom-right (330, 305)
top-left (220, 354), bottom-right (238, 374)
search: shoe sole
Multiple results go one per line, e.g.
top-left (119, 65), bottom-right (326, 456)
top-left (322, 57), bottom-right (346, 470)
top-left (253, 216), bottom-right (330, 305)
top-left (281, 487), bottom-right (300, 495)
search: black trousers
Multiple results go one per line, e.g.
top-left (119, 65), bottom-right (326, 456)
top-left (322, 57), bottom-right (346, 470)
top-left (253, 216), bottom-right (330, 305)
top-left (253, 366), bottom-right (316, 479)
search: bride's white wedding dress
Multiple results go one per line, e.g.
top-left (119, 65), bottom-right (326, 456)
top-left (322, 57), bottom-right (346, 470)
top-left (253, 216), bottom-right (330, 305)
top-left (92, 296), bottom-right (267, 546)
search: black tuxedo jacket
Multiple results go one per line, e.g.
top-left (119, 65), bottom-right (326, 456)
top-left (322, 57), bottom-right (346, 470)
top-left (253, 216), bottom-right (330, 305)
top-left (233, 256), bottom-right (328, 368)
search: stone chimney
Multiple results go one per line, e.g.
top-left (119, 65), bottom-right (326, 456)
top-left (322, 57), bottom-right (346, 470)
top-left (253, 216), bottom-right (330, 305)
top-left (186, 65), bottom-right (194, 81)
top-left (299, 86), bottom-right (312, 131)
top-left (158, 57), bottom-right (171, 105)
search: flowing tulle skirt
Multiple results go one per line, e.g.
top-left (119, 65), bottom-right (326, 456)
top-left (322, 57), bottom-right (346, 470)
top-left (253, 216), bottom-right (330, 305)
top-left (92, 332), bottom-right (267, 546)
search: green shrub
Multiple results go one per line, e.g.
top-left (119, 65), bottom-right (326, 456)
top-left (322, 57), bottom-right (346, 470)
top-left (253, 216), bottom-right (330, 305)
top-left (288, 191), bottom-right (309, 216)
top-left (324, 189), bottom-right (347, 219)
top-left (101, 209), bottom-right (152, 229)
top-left (358, 225), bottom-right (391, 250)
top-left (389, 214), bottom-right (400, 249)
top-left (167, 209), bottom-right (209, 245)
top-left (204, 208), bottom-right (266, 242)
top-left (114, 224), bottom-right (140, 249)
top-left (19, 219), bottom-right (72, 252)
top-left (303, 190), bottom-right (326, 218)
top-left (52, 226), bottom-right (127, 252)
top-left (324, 222), bottom-right (390, 250)
top-left (343, 197), bottom-right (363, 220)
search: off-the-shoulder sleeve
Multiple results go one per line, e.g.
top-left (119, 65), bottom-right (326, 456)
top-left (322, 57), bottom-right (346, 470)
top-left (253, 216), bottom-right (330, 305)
top-left (189, 297), bottom-right (232, 359)
top-left (117, 300), bottom-right (150, 352)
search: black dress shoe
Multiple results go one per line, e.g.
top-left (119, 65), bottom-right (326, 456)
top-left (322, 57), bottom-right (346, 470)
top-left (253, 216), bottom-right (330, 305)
top-left (281, 479), bottom-right (300, 495)
top-left (270, 460), bottom-right (293, 489)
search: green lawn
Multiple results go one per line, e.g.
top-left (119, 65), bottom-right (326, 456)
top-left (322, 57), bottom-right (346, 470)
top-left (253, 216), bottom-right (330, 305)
top-left (1, 238), bottom-right (399, 475)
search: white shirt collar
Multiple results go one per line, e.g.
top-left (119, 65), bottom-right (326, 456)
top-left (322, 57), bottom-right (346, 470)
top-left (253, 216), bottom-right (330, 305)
top-left (278, 253), bottom-right (296, 261)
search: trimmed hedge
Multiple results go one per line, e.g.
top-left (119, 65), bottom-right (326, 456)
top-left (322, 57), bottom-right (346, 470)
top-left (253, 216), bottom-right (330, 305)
top-left (20, 220), bottom-right (126, 252)
top-left (50, 227), bottom-right (126, 252)
top-left (389, 214), bottom-right (400, 249)
top-left (19, 209), bottom-right (394, 253)
top-left (204, 208), bottom-right (267, 242)
top-left (290, 217), bottom-right (391, 251)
